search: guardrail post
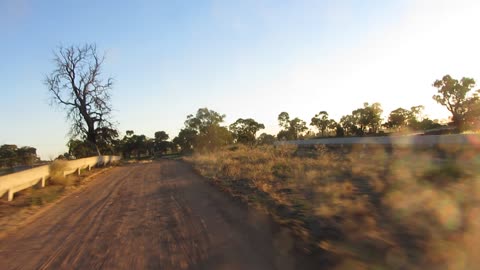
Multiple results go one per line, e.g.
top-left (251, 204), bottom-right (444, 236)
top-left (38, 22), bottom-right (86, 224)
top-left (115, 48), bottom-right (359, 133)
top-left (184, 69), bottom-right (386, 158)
top-left (0, 156), bottom-right (120, 202)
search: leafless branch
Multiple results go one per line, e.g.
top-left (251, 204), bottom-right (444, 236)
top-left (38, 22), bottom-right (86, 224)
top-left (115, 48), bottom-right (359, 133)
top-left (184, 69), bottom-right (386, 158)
top-left (45, 44), bottom-right (115, 148)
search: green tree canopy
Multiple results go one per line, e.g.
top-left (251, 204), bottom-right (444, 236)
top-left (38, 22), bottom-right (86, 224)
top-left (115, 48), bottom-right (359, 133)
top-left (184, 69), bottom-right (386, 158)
top-left (154, 131), bottom-right (171, 155)
top-left (0, 144), bottom-right (38, 167)
top-left (327, 119), bottom-right (338, 135)
top-left (0, 145), bottom-right (18, 167)
top-left (185, 108), bottom-right (225, 133)
top-left (384, 105), bottom-right (427, 131)
top-left (385, 108), bottom-right (411, 131)
top-left (176, 108), bottom-right (232, 152)
top-left (229, 118), bottom-right (265, 145)
top-left (154, 131), bottom-right (169, 142)
top-left (195, 125), bottom-right (233, 151)
top-left (277, 112), bottom-right (307, 140)
top-left (339, 114), bottom-right (359, 136)
top-left (257, 133), bottom-right (276, 145)
top-left (310, 111), bottom-right (331, 136)
top-left (432, 75), bottom-right (479, 130)
top-left (67, 139), bottom-right (97, 158)
top-left (96, 127), bottom-right (119, 155)
top-left (173, 128), bottom-right (197, 153)
top-left (363, 102), bottom-right (383, 133)
top-left (278, 112), bottom-right (290, 129)
top-left (118, 131), bottom-right (153, 158)
top-left (339, 102), bottom-right (383, 136)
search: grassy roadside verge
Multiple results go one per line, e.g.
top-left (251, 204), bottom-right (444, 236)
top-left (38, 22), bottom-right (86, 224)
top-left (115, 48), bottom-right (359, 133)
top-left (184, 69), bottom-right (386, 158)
top-left (186, 144), bottom-right (480, 269)
top-left (0, 164), bottom-right (118, 237)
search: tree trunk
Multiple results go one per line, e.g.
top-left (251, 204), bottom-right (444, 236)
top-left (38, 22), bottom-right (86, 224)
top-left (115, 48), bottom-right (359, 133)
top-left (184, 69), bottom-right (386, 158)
top-left (86, 125), bottom-right (101, 156)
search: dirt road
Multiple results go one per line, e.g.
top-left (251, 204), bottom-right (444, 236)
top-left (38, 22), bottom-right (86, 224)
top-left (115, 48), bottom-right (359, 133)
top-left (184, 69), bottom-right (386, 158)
top-left (0, 160), bottom-right (322, 270)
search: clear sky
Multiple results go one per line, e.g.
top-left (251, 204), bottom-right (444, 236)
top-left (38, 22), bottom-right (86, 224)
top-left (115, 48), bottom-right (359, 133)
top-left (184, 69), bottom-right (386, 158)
top-left (1, 0), bottom-right (479, 159)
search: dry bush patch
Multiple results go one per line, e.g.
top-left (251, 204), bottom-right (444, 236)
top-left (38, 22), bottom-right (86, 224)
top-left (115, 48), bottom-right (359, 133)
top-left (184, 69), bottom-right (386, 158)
top-left (187, 144), bottom-right (480, 269)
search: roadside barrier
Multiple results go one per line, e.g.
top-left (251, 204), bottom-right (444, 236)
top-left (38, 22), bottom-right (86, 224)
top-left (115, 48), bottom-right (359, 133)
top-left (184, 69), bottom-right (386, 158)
top-left (0, 156), bottom-right (121, 201)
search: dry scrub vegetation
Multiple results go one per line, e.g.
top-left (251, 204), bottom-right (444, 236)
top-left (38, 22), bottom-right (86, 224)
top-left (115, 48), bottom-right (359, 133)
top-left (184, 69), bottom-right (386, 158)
top-left (187, 144), bottom-right (480, 269)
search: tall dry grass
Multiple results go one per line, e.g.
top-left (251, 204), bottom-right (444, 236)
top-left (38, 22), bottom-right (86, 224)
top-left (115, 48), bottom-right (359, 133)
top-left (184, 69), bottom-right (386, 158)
top-left (49, 160), bottom-right (76, 186)
top-left (187, 144), bottom-right (480, 269)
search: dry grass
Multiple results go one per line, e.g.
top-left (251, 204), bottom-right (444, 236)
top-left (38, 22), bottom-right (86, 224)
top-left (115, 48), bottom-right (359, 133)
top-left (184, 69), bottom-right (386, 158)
top-left (48, 160), bottom-right (75, 186)
top-left (187, 144), bottom-right (480, 269)
top-left (0, 184), bottom-right (66, 235)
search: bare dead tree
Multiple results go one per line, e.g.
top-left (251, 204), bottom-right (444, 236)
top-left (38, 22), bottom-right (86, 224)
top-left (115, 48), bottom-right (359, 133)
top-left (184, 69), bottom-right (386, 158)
top-left (45, 44), bottom-right (114, 155)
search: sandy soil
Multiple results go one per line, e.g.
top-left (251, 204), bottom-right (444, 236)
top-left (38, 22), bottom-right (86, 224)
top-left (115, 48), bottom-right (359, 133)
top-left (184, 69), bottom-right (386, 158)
top-left (0, 160), bottom-right (324, 270)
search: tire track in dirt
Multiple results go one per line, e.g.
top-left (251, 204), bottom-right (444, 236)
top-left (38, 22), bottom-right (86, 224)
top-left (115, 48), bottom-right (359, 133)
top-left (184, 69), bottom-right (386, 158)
top-left (0, 160), bottom-right (325, 270)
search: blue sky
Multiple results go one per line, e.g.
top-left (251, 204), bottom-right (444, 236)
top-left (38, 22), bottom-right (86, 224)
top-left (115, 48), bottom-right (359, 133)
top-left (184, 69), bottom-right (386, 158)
top-left (1, 0), bottom-right (479, 159)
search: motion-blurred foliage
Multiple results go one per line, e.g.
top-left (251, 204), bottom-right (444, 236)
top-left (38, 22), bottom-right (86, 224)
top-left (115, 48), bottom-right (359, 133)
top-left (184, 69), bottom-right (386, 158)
top-left (188, 144), bottom-right (480, 269)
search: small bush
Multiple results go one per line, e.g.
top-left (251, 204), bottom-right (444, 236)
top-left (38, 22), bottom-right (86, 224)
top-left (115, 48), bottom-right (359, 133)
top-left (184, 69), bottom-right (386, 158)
top-left (271, 163), bottom-right (293, 179)
top-left (422, 161), bottom-right (464, 186)
top-left (48, 160), bottom-right (75, 186)
top-left (227, 145), bottom-right (240, 151)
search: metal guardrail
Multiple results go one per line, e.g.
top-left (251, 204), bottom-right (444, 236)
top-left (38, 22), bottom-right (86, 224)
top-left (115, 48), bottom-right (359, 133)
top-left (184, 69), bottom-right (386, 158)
top-left (0, 155), bottom-right (121, 201)
top-left (275, 134), bottom-right (480, 147)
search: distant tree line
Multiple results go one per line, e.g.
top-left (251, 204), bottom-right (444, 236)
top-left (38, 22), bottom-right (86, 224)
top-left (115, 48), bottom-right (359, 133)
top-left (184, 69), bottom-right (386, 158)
top-left (0, 144), bottom-right (39, 168)
top-left (43, 44), bottom-right (480, 157)
top-left (63, 129), bottom-right (175, 159)
top-left (61, 74), bottom-right (480, 157)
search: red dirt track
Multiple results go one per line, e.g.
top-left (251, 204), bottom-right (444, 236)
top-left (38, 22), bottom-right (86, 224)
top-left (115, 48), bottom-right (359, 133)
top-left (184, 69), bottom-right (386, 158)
top-left (0, 160), bottom-right (321, 270)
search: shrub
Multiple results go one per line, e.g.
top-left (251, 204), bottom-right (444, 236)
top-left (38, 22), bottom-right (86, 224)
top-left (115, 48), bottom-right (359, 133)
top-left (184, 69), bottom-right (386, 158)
top-left (48, 160), bottom-right (75, 186)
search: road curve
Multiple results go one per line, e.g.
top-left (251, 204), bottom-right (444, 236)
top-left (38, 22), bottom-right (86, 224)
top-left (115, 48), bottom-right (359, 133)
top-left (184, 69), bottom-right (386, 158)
top-left (0, 160), bottom-right (321, 270)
